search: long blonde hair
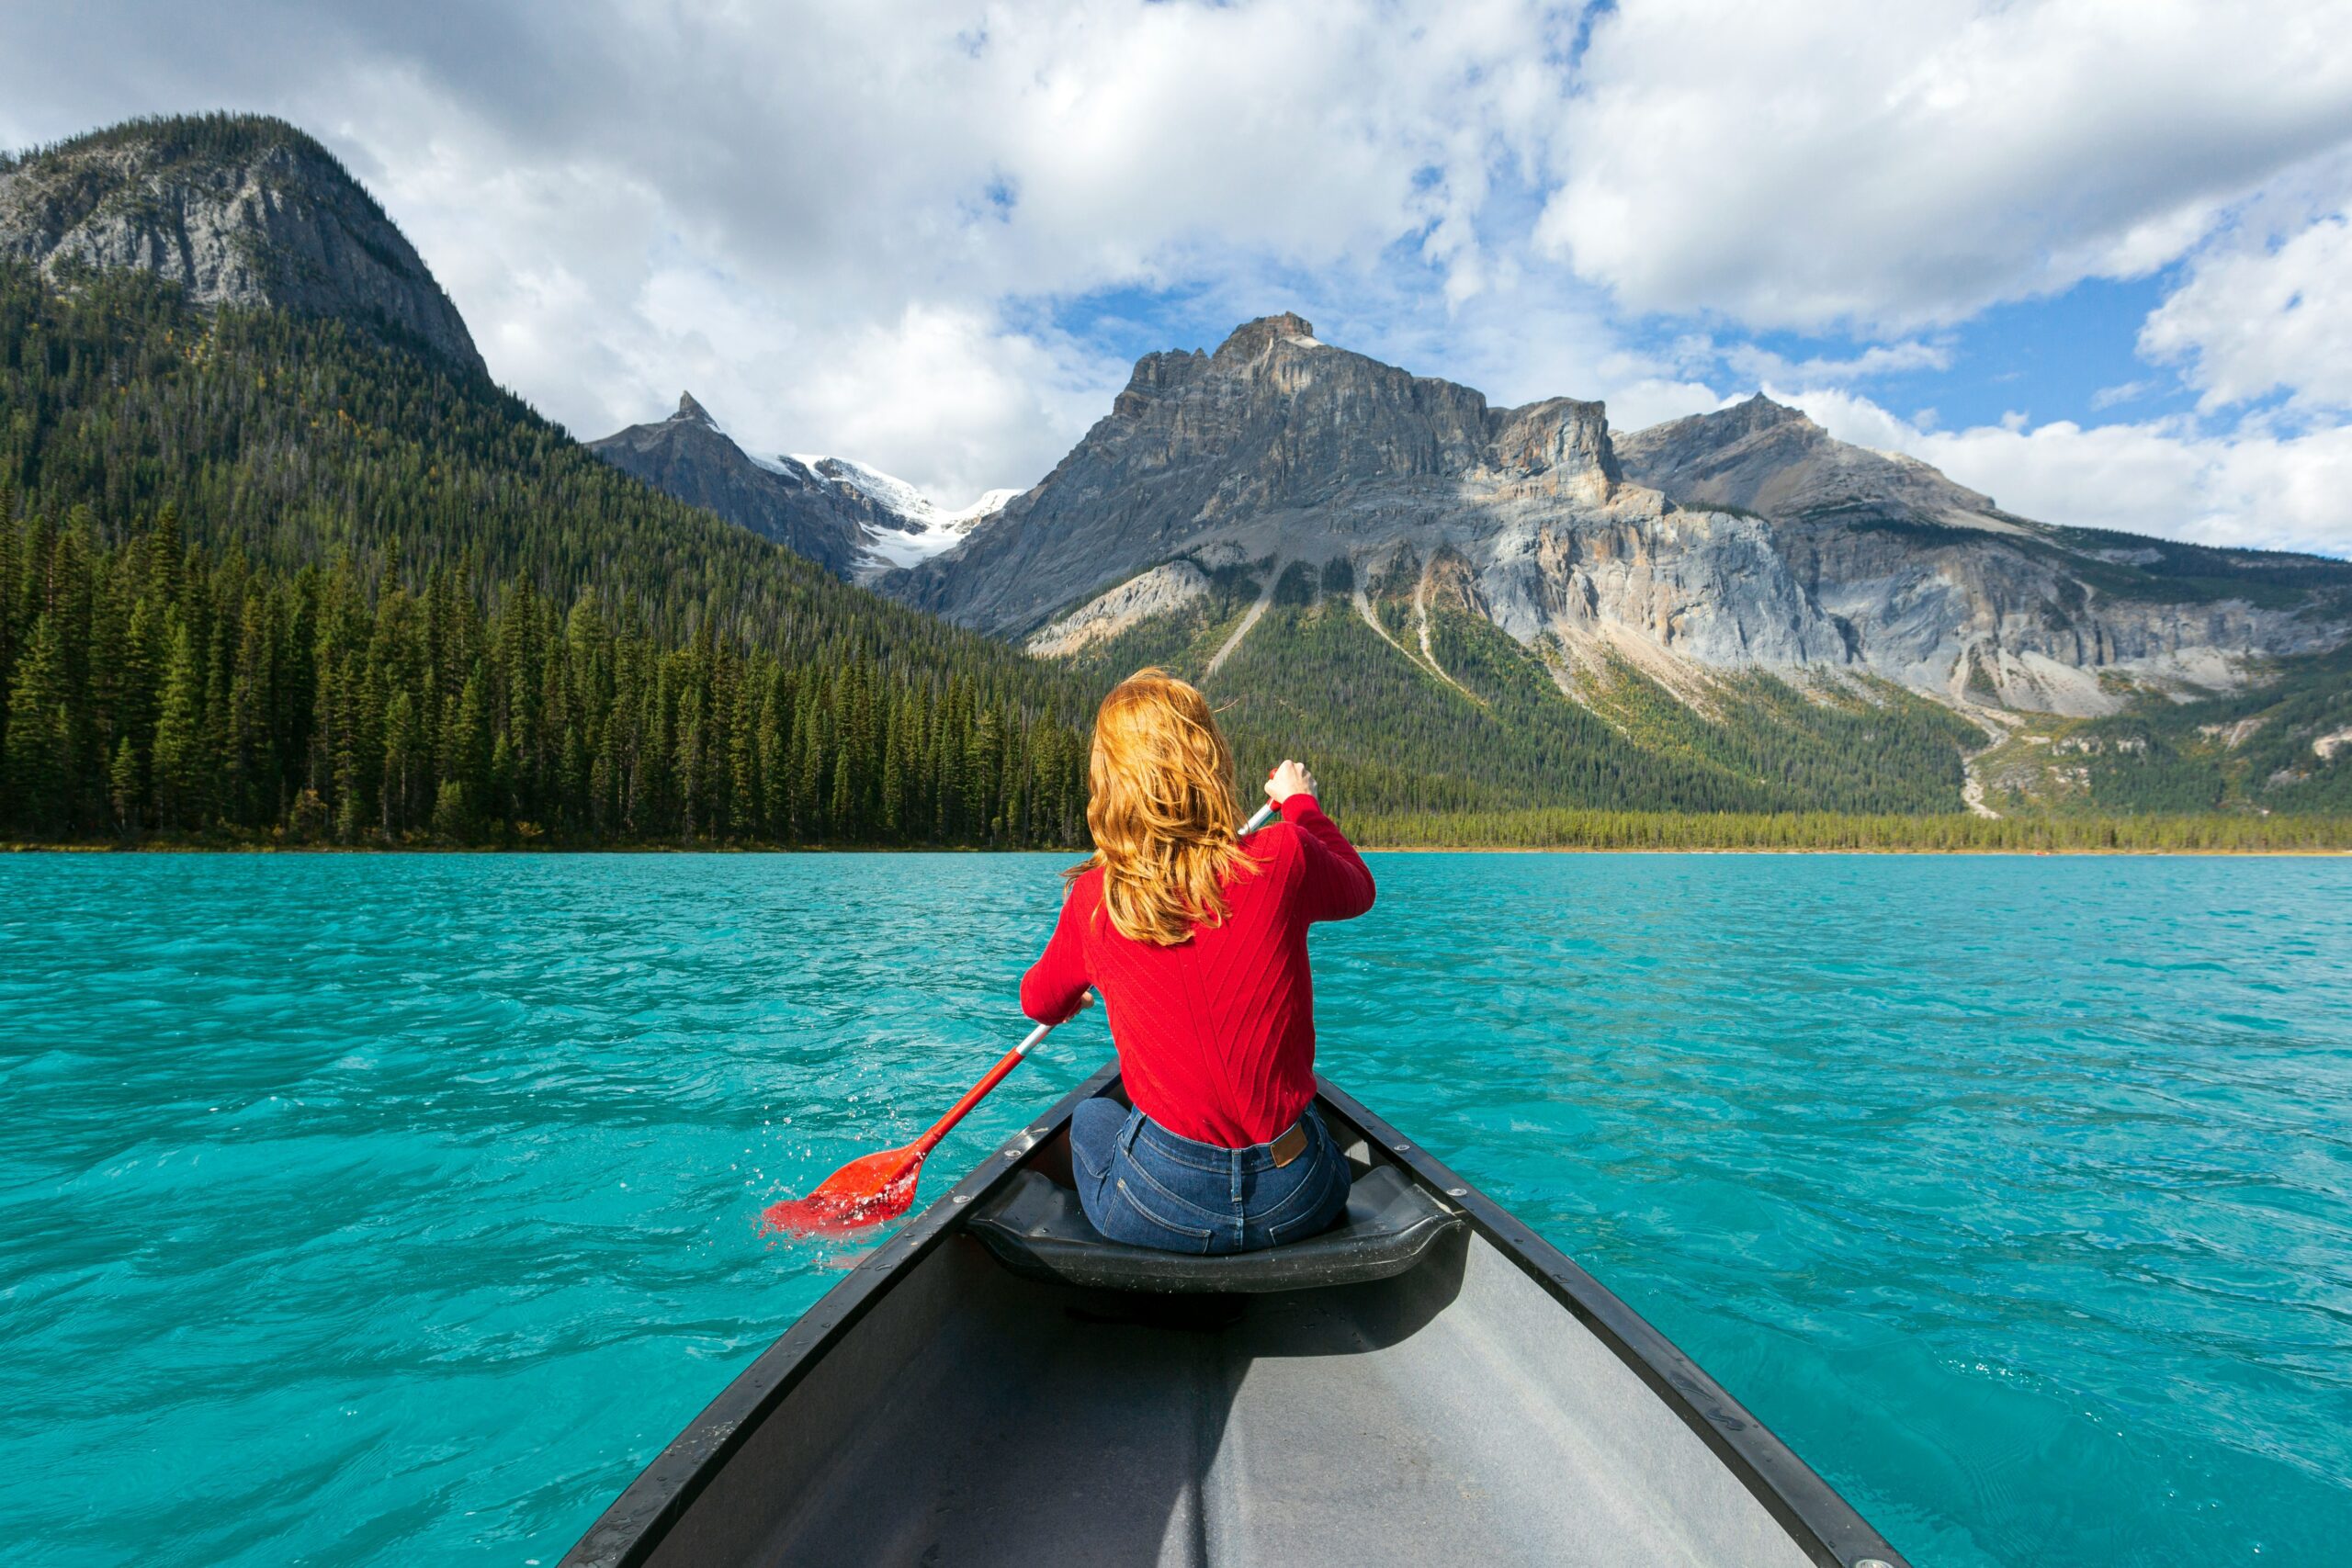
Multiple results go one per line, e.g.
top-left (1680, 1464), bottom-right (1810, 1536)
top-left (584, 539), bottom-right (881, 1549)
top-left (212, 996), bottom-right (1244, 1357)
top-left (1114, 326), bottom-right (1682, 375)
top-left (1071, 668), bottom-right (1253, 945)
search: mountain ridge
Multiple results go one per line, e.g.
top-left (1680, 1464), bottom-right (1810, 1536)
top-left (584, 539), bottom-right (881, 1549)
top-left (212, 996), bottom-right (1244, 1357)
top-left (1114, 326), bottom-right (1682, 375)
top-left (889, 315), bottom-right (2351, 722)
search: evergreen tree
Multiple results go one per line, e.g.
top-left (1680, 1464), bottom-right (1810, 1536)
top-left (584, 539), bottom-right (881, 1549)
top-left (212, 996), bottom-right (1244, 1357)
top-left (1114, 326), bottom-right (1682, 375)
top-left (4, 614), bottom-right (69, 831)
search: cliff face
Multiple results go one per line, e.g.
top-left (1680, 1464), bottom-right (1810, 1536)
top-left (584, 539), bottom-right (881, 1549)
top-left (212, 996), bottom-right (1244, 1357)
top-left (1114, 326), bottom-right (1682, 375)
top-left (888, 318), bottom-right (2352, 716)
top-left (1606, 397), bottom-right (2346, 711)
top-left (0, 114), bottom-right (484, 376)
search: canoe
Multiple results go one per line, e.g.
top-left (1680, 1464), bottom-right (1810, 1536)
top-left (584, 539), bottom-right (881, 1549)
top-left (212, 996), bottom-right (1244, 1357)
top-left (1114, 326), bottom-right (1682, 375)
top-left (560, 1065), bottom-right (1911, 1567)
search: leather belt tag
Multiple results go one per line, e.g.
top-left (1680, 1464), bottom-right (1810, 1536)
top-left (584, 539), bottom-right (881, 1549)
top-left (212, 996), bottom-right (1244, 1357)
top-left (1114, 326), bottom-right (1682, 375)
top-left (1270, 1122), bottom-right (1308, 1168)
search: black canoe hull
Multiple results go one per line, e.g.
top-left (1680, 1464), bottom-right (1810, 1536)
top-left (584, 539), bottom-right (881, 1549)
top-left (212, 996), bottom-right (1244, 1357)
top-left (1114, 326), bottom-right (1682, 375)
top-left (560, 1066), bottom-right (1910, 1568)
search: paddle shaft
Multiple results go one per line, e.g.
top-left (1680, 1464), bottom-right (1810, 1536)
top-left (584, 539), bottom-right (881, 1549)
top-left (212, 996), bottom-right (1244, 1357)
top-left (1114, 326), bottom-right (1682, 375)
top-left (905, 799), bottom-right (1282, 1158)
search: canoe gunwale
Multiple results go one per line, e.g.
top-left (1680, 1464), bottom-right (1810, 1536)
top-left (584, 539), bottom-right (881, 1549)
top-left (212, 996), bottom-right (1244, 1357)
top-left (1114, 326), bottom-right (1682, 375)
top-left (561, 1063), bottom-right (1911, 1568)
top-left (558, 1062), bottom-right (1127, 1568)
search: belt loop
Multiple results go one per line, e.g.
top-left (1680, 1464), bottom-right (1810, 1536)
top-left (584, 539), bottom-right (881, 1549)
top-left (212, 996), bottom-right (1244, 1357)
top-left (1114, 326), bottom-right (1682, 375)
top-left (1120, 1108), bottom-right (1144, 1157)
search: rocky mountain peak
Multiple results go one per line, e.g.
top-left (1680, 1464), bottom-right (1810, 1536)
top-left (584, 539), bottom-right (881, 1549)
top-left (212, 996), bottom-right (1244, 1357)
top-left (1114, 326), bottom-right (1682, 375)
top-left (672, 390), bottom-right (716, 426)
top-left (1216, 311), bottom-right (1318, 359)
top-left (0, 112), bottom-right (484, 376)
top-left (1726, 391), bottom-right (1814, 432)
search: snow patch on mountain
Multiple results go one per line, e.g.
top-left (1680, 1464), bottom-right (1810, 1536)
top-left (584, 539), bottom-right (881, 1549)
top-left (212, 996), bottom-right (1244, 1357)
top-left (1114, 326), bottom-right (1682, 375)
top-left (755, 452), bottom-right (1016, 575)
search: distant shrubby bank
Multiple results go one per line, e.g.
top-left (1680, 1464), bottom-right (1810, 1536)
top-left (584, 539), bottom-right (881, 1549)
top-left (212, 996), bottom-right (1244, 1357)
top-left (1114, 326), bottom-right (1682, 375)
top-left (1350, 808), bottom-right (2352, 854)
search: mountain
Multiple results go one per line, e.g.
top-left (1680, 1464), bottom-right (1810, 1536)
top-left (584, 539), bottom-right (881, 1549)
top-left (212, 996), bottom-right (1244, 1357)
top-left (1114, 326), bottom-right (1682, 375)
top-left (881, 314), bottom-right (2352, 818)
top-left (6, 111), bottom-right (2336, 836)
top-left (0, 112), bottom-right (484, 376)
top-left (893, 314), bottom-right (2351, 720)
top-left (0, 115), bottom-right (1089, 849)
top-left (586, 396), bottom-right (1012, 581)
top-left (584, 392), bottom-right (876, 576)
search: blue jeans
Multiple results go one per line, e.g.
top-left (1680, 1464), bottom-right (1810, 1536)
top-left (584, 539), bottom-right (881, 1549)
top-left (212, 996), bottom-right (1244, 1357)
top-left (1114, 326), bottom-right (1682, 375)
top-left (1069, 1094), bottom-right (1351, 1255)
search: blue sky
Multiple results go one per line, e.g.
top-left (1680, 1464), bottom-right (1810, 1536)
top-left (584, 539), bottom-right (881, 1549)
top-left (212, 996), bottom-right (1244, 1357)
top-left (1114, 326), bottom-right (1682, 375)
top-left (5, 0), bottom-right (2350, 553)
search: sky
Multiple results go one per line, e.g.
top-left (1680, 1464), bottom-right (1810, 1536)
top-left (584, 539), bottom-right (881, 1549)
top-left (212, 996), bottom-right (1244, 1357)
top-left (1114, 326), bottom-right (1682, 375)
top-left (5, 0), bottom-right (2352, 555)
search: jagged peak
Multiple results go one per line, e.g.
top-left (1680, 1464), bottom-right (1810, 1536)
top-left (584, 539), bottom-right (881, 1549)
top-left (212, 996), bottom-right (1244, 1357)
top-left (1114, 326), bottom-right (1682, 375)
top-left (1216, 312), bottom-right (1318, 358)
top-left (672, 390), bottom-right (717, 427)
top-left (1727, 392), bottom-right (1815, 431)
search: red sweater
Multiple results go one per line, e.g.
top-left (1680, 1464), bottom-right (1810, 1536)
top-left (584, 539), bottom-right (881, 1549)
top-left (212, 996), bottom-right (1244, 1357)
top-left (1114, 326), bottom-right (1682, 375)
top-left (1021, 795), bottom-right (1375, 1146)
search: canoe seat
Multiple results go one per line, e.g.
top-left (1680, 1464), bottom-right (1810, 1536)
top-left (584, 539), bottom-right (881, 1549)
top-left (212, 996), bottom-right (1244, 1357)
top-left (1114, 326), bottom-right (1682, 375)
top-left (965, 1164), bottom-right (1464, 1293)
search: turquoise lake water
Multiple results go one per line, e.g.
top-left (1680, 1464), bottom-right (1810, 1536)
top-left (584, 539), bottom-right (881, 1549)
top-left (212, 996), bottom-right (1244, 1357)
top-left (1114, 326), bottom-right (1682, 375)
top-left (2, 852), bottom-right (2348, 1565)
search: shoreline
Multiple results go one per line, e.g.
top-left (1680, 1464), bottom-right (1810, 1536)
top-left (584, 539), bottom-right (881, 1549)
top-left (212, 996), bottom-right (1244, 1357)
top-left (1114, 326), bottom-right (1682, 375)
top-left (7, 840), bottom-right (2346, 859)
top-left (1364, 844), bottom-right (2352, 857)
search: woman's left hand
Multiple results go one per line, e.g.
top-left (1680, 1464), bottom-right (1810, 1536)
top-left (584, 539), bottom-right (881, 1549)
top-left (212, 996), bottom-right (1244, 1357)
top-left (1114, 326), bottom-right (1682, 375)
top-left (1265, 758), bottom-right (1318, 806)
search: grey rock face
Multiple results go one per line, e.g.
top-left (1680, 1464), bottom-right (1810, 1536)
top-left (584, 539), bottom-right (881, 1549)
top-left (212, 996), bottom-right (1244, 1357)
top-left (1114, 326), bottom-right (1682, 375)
top-left (0, 115), bottom-right (484, 376)
top-left (587, 394), bottom-right (876, 576)
top-left (1025, 560), bottom-right (1210, 657)
top-left (1616, 398), bottom-right (2347, 712)
top-left (892, 319), bottom-right (2352, 716)
top-left (891, 313), bottom-right (1622, 636)
top-left (1614, 393), bottom-right (2000, 529)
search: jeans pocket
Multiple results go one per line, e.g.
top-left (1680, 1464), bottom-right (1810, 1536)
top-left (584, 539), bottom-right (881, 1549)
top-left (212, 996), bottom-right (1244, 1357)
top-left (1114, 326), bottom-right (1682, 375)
top-left (1112, 1177), bottom-right (1216, 1250)
top-left (1264, 1155), bottom-right (1348, 1244)
top-left (1069, 1098), bottom-right (1132, 1186)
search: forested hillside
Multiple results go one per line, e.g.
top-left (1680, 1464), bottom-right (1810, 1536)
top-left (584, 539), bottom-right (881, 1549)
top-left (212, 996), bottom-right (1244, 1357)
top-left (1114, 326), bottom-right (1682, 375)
top-left (1964, 640), bottom-right (2352, 818)
top-left (0, 263), bottom-right (1086, 845)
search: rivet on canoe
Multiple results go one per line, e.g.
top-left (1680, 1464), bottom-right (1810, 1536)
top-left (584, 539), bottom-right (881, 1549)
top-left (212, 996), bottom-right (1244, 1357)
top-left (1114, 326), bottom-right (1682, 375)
top-left (1856, 1560), bottom-right (1894, 1568)
top-left (953, 1194), bottom-right (971, 1204)
top-left (1393, 1142), bottom-right (1410, 1151)
top-left (1448, 1187), bottom-right (1467, 1197)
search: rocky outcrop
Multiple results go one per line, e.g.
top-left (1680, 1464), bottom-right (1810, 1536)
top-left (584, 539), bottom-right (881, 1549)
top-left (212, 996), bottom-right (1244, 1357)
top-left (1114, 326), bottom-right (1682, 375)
top-left (1026, 560), bottom-right (1211, 657)
top-left (1614, 397), bottom-right (2347, 712)
top-left (0, 114), bottom-right (483, 375)
top-left (887, 317), bottom-right (2352, 717)
top-left (1613, 393), bottom-right (2007, 531)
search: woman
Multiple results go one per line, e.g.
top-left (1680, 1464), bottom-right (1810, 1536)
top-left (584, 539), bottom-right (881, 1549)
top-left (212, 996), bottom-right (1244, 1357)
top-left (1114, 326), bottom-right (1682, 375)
top-left (1021, 668), bottom-right (1375, 1255)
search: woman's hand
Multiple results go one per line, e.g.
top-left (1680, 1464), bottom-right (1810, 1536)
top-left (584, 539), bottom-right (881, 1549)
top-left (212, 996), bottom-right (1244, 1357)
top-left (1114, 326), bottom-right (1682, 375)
top-left (1264, 758), bottom-right (1319, 807)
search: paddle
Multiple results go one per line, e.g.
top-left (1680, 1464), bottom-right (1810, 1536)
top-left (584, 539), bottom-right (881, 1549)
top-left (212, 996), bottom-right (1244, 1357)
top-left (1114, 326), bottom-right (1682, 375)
top-left (763, 798), bottom-right (1282, 1238)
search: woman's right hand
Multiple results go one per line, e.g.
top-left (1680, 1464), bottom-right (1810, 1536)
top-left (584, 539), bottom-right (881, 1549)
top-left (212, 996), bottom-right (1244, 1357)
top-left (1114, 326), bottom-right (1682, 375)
top-left (1265, 758), bottom-right (1319, 807)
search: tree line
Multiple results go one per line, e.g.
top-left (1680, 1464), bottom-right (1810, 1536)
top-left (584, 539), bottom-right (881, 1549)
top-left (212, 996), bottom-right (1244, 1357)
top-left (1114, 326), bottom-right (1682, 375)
top-left (1, 502), bottom-right (1086, 847)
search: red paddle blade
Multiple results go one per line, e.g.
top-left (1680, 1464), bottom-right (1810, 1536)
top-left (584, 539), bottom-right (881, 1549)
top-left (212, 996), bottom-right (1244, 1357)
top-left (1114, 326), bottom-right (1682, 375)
top-left (760, 1145), bottom-right (924, 1237)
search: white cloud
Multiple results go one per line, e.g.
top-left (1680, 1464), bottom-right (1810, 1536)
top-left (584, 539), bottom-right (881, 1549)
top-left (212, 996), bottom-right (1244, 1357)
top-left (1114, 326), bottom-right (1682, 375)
top-left (1538, 0), bottom-right (2352, 332)
top-left (1718, 339), bottom-right (1951, 387)
top-left (3, 0), bottom-right (2351, 549)
top-left (2088, 379), bottom-right (2155, 412)
top-left (0, 1), bottom-right (1576, 497)
top-left (2140, 211), bottom-right (2352, 414)
top-left (1766, 385), bottom-right (2352, 556)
